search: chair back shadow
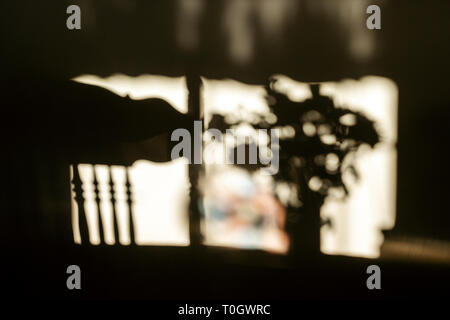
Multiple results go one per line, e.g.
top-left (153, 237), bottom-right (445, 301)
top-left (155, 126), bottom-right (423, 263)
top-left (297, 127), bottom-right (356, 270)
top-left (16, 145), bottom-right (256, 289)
top-left (71, 162), bottom-right (134, 246)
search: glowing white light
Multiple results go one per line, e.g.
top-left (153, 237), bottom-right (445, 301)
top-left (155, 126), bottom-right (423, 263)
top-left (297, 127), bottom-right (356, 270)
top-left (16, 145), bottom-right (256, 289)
top-left (303, 122), bottom-right (316, 136)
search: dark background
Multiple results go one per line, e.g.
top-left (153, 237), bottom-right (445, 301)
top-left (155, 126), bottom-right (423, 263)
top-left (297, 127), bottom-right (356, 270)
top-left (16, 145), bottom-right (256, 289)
top-left (1, 0), bottom-right (449, 300)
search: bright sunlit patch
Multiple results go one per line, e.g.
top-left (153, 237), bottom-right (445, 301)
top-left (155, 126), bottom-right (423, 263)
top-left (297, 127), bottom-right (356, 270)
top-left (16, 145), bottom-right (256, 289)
top-left (302, 122), bottom-right (316, 136)
top-left (270, 74), bottom-right (313, 102)
top-left (325, 153), bottom-right (340, 172)
top-left (129, 159), bottom-right (189, 245)
top-left (202, 78), bottom-right (289, 253)
top-left (200, 166), bottom-right (289, 254)
top-left (71, 160), bottom-right (190, 246)
top-left (73, 74), bottom-right (188, 113)
top-left (70, 74), bottom-right (190, 246)
top-left (275, 75), bottom-right (398, 258)
top-left (320, 134), bottom-right (336, 145)
top-left (308, 176), bottom-right (323, 192)
top-left (339, 113), bottom-right (357, 126)
top-left (70, 73), bottom-right (397, 258)
top-left (202, 78), bottom-right (269, 127)
top-left (321, 77), bottom-right (398, 258)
